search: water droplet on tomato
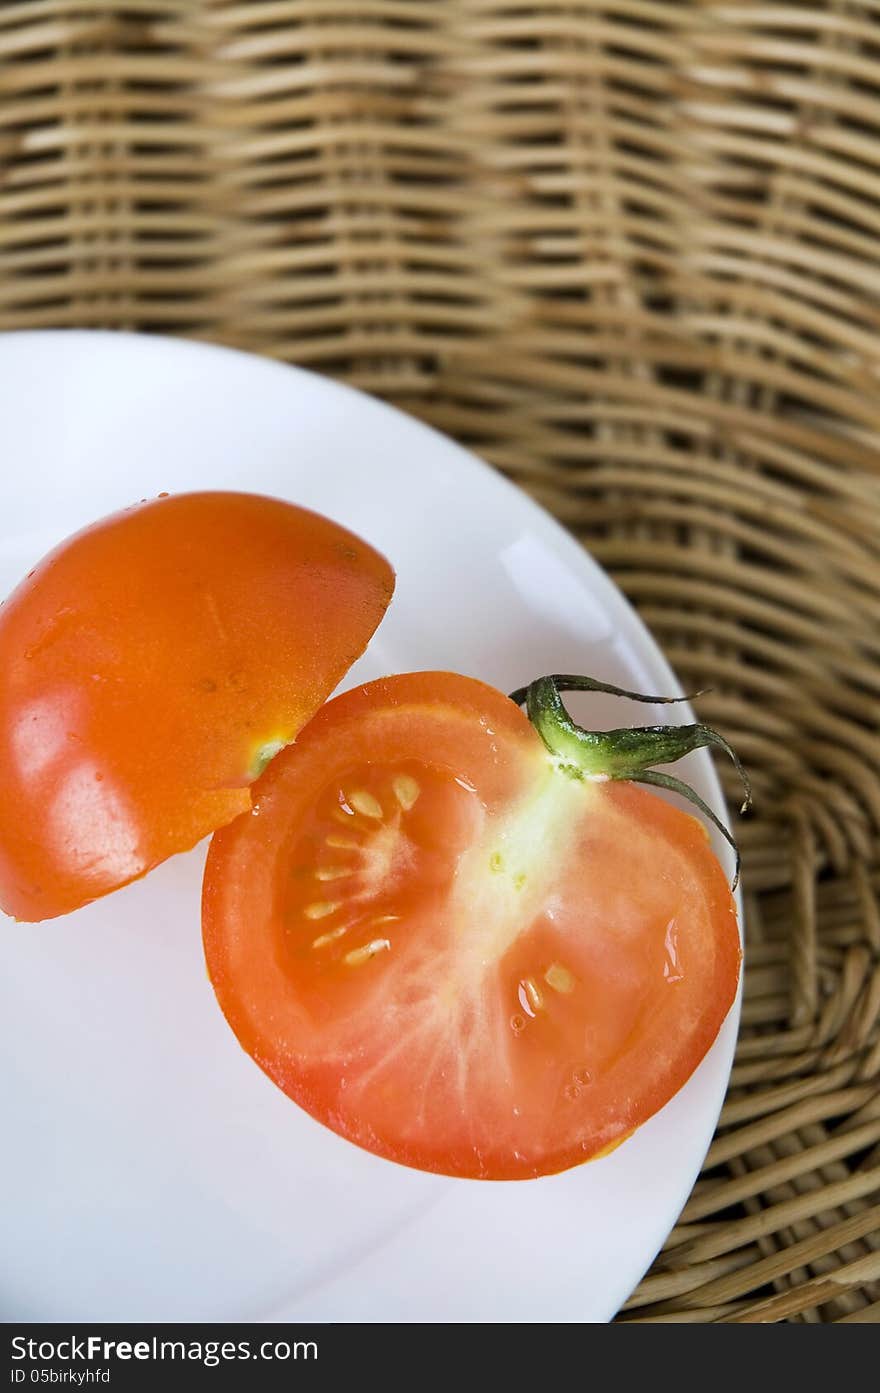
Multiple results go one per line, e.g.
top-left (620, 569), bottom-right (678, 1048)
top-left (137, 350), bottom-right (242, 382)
top-left (563, 1083), bottom-right (581, 1101)
top-left (663, 918), bottom-right (684, 983)
top-left (518, 978), bottom-right (542, 1017)
top-left (510, 1013), bottom-right (525, 1033)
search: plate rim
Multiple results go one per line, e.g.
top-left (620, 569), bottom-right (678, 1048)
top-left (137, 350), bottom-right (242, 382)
top-left (0, 328), bottom-right (743, 1323)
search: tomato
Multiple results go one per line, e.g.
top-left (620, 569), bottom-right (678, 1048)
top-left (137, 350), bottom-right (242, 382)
top-left (202, 671), bottom-right (741, 1180)
top-left (0, 492), bottom-right (393, 922)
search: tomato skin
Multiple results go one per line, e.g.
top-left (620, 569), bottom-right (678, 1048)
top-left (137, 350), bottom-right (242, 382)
top-left (0, 492), bottom-right (393, 922)
top-left (203, 672), bottom-right (741, 1181)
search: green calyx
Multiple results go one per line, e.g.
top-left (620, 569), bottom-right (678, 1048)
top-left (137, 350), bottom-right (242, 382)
top-left (509, 673), bottom-right (751, 891)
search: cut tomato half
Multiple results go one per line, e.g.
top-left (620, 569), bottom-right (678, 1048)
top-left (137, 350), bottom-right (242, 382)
top-left (0, 492), bottom-right (393, 921)
top-left (203, 671), bottom-right (741, 1180)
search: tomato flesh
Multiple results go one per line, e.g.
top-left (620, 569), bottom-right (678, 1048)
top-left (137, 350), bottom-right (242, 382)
top-left (0, 492), bottom-right (393, 921)
top-left (203, 672), bottom-right (741, 1180)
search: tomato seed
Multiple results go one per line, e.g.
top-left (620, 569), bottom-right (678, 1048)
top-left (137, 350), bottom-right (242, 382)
top-left (392, 774), bottom-right (420, 811)
top-left (544, 962), bottom-right (576, 994)
top-left (304, 901), bottom-right (341, 919)
top-left (344, 938), bottom-right (391, 966)
top-left (348, 790), bottom-right (384, 820)
top-left (312, 924), bottom-right (349, 949)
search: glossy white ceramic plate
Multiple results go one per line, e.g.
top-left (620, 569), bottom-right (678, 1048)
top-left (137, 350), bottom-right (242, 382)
top-left (0, 331), bottom-right (741, 1323)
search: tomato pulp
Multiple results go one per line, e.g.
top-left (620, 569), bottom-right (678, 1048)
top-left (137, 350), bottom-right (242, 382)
top-left (203, 672), bottom-right (741, 1180)
top-left (0, 492), bottom-right (393, 921)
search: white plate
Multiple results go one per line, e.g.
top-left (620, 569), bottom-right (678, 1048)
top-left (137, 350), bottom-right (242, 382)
top-left (0, 331), bottom-right (741, 1323)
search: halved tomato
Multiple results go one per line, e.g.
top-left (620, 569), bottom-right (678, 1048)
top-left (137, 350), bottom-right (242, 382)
top-left (202, 671), bottom-right (741, 1180)
top-left (0, 492), bottom-right (393, 921)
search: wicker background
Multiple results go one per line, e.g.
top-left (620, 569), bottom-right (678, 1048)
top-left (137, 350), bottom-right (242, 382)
top-left (2, 0), bottom-right (879, 1322)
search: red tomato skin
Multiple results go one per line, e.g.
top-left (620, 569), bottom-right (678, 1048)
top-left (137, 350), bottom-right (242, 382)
top-left (202, 672), bottom-right (741, 1182)
top-left (0, 492), bottom-right (394, 921)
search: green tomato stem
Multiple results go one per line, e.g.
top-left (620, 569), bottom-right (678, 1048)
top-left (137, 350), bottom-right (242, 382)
top-left (510, 673), bottom-right (751, 890)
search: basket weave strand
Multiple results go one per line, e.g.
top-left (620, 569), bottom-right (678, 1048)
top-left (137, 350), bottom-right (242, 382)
top-left (1, 0), bottom-right (879, 1322)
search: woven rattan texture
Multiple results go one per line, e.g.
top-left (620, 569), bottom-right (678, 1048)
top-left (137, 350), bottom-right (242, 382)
top-left (1, 1), bottom-right (879, 1322)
